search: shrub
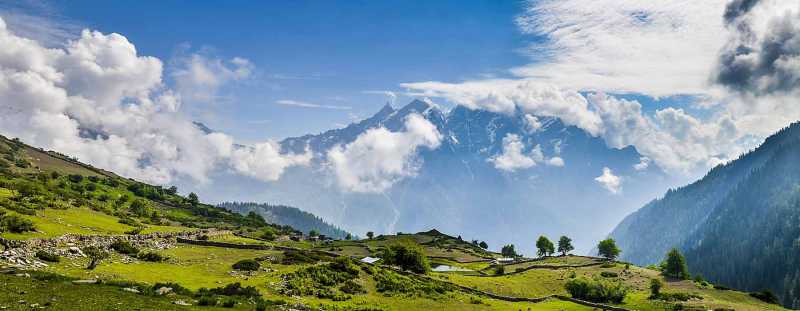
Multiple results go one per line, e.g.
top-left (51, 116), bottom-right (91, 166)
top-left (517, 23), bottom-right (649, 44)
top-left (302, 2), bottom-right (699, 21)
top-left (280, 259), bottom-right (360, 298)
top-left (232, 259), bottom-right (260, 271)
top-left (0, 214), bottom-right (35, 233)
top-left (340, 280), bottom-right (366, 294)
top-left (281, 250), bottom-right (327, 265)
top-left (564, 277), bottom-right (628, 304)
top-left (381, 242), bottom-right (430, 274)
top-left (600, 271), bottom-right (619, 278)
top-left (124, 226), bottom-right (144, 235)
top-left (649, 278), bottom-right (663, 298)
top-left (197, 296), bottom-right (216, 306)
top-left (68, 174), bottom-right (84, 183)
top-left (469, 296), bottom-right (484, 304)
top-left (35, 250), bottom-right (61, 263)
top-left (601, 262), bottom-right (616, 268)
top-left (110, 240), bottom-right (140, 255)
top-left (750, 290), bottom-right (779, 304)
top-left (374, 269), bottom-right (451, 297)
top-left (494, 265), bottom-right (505, 275)
top-left (137, 252), bottom-right (167, 262)
top-left (221, 299), bottom-right (235, 308)
top-left (714, 284), bottom-right (731, 291)
top-left (83, 246), bottom-right (109, 270)
top-left (199, 283), bottom-right (260, 298)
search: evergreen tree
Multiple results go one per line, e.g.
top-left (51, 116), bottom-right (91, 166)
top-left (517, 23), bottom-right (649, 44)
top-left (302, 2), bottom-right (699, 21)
top-left (479, 241), bottom-right (488, 249)
top-left (366, 231), bottom-right (374, 240)
top-left (663, 248), bottom-right (690, 279)
top-left (501, 244), bottom-right (518, 258)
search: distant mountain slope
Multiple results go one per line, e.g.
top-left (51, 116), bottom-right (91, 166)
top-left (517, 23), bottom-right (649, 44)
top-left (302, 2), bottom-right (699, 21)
top-left (608, 122), bottom-right (800, 307)
top-left (193, 99), bottom-right (680, 255)
top-left (219, 202), bottom-right (351, 239)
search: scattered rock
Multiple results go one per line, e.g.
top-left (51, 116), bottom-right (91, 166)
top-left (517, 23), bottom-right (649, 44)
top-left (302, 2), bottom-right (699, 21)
top-left (155, 287), bottom-right (173, 295)
top-left (14, 273), bottom-right (30, 278)
top-left (122, 287), bottom-right (140, 294)
top-left (172, 300), bottom-right (191, 306)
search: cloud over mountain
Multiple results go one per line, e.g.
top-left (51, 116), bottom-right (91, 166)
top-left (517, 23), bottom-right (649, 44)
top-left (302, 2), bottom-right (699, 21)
top-left (0, 17), bottom-right (308, 185)
top-left (327, 113), bottom-right (442, 193)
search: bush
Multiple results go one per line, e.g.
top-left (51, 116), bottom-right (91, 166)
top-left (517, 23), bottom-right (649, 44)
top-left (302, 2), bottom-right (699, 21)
top-left (750, 290), bottom-right (779, 304)
top-left (340, 280), bottom-right (366, 294)
top-left (564, 277), bottom-right (628, 304)
top-left (280, 258), bottom-right (360, 298)
top-left (137, 251), bottom-right (167, 262)
top-left (381, 242), bottom-right (430, 274)
top-left (197, 296), bottom-right (216, 306)
top-left (35, 250), bottom-right (60, 263)
top-left (649, 278), bottom-right (663, 298)
top-left (714, 284), bottom-right (731, 291)
top-left (231, 259), bottom-right (260, 271)
top-left (0, 214), bottom-right (35, 233)
top-left (374, 269), bottom-right (451, 297)
top-left (600, 271), bottom-right (619, 278)
top-left (494, 265), bottom-right (505, 276)
top-left (110, 240), bottom-right (140, 255)
top-left (199, 283), bottom-right (260, 298)
top-left (221, 299), bottom-right (235, 308)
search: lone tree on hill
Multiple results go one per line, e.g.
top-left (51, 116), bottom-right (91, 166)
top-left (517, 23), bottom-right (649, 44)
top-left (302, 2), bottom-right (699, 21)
top-left (597, 238), bottom-right (621, 261)
top-left (501, 244), bottom-right (518, 258)
top-left (187, 192), bottom-right (199, 206)
top-left (479, 241), bottom-right (488, 249)
top-left (558, 236), bottom-right (574, 256)
top-left (366, 231), bottom-right (374, 240)
top-left (83, 246), bottom-right (109, 270)
top-left (663, 248), bottom-right (690, 279)
top-left (536, 236), bottom-right (555, 257)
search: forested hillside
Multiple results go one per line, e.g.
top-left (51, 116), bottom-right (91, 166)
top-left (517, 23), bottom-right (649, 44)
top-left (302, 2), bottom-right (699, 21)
top-left (609, 122), bottom-right (800, 308)
top-left (219, 202), bottom-right (351, 239)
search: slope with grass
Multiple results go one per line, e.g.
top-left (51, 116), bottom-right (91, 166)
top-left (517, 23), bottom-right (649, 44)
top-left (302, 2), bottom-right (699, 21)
top-left (0, 134), bottom-right (785, 310)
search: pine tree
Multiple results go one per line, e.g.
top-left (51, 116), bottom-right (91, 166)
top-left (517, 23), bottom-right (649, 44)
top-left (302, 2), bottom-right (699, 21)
top-left (663, 248), bottom-right (690, 279)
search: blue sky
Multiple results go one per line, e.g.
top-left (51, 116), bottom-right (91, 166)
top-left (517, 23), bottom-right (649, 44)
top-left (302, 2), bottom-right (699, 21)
top-left (0, 0), bottom-right (793, 183)
top-left (31, 0), bottom-right (530, 141)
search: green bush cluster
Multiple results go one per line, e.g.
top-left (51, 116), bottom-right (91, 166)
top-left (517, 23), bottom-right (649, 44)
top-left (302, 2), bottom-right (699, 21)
top-left (231, 259), bottom-right (260, 271)
top-left (374, 269), bottom-right (451, 297)
top-left (380, 242), bottom-right (430, 274)
top-left (110, 240), bottom-right (140, 256)
top-left (197, 282), bottom-right (260, 298)
top-left (0, 213), bottom-right (35, 233)
top-left (35, 250), bottom-right (60, 262)
top-left (749, 290), bottom-right (779, 304)
top-left (280, 257), bottom-right (360, 300)
top-left (137, 251), bottom-right (168, 262)
top-left (564, 277), bottom-right (629, 304)
top-left (600, 271), bottom-right (619, 278)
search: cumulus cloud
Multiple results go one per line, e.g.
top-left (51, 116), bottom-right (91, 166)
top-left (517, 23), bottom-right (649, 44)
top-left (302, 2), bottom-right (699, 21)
top-left (171, 53), bottom-right (253, 103)
top-left (595, 167), bottom-right (622, 194)
top-left (491, 134), bottom-right (539, 171)
top-left (0, 17), bottom-right (307, 185)
top-left (523, 114), bottom-right (543, 133)
top-left (490, 133), bottom-right (564, 171)
top-left (327, 114), bottom-right (442, 193)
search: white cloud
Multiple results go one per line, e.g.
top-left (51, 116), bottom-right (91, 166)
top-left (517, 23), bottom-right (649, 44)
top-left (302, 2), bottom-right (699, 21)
top-left (595, 167), bottom-right (622, 194)
top-left (230, 142), bottom-right (312, 182)
top-left (514, 0), bottom-right (729, 97)
top-left (633, 157), bottom-right (650, 171)
top-left (327, 114), bottom-right (442, 193)
top-left (546, 157), bottom-right (565, 167)
top-left (0, 17), bottom-right (307, 185)
top-left (523, 114), bottom-right (543, 133)
top-left (276, 99), bottom-right (352, 110)
top-left (171, 53), bottom-right (253, 104)
top-left (490, 134), bottom-right (564, 171)
top-left (491, 134), bottom-right (538, 171)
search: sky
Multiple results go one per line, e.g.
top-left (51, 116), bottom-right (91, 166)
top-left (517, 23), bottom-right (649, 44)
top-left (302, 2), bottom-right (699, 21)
top-left (2, 0), bottom-right (529, 141)
top-left (0, 0), bottom-right (798, 191)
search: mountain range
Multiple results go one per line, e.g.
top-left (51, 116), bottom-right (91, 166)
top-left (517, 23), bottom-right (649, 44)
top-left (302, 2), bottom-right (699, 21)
top-left (187, 99), bottom-right (686, 254)
top-left (609, 122), bottom-right (800, 308)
